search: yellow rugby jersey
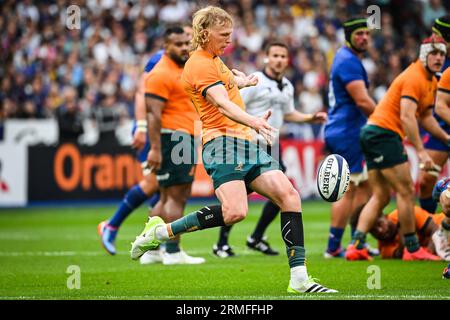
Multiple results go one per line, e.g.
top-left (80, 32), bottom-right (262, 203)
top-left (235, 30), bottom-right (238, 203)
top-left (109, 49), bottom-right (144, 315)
top-left (369, 61), bottom-right (437, 139)
top-left (182, 49), bottom-right (252, 144)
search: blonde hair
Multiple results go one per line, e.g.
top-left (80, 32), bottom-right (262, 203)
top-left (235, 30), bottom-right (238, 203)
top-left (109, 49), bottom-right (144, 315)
top-left (191, 6), bottom-right (233, 49)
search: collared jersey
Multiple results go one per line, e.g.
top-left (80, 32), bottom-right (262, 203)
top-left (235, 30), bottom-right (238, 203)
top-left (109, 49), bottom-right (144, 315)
top-left (144, 54), bottom-right (198, 136)
top-left (240, 71), bottom-right (295, 130)
top-left (369, 61), bottom-right (437, 139)
top-left (182, 49), bottom-right (252, 144)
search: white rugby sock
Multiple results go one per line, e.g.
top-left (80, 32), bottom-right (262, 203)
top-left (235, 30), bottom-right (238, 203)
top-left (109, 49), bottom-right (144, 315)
top-left (290, 266), bottom-right (308, 287)
top-left (155, 224), bottom-right (170, 241)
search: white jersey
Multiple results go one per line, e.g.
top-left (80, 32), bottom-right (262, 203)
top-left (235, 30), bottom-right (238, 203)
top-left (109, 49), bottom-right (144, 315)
top-left (240, 71), bottom-right (295, 130)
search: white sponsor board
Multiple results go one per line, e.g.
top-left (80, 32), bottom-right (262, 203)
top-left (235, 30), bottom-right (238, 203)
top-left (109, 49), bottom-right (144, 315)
top-left (0, 144), bottom-right (27, 206)
top-left (4, 119), bottom-right (58, 145)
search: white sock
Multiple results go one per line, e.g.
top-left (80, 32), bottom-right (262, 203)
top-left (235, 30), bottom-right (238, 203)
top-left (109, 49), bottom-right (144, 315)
top-left (290, 266), bottom-right (308, 287)
top-left (155, 224), bottom-right (170, 241)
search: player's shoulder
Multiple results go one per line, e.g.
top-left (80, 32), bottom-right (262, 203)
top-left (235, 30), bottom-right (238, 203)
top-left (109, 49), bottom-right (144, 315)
top-left (333, 47), bottom-right (361, 71)
top-left (335, 46), bottom-right (358, 63)
top-left (439, 66), bottom-right (450, 82)
top-left (186, 50), bottom-right (214, 67)
top-left (145, 58), bottom-right (175, 83)
top-left (282, 76), bottom-right (294, 90)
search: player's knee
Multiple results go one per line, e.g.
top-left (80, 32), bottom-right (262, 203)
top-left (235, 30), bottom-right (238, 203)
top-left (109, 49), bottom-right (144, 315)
top-left (222, 202), bottom-right (248, 224)
top-left (139, 179), bottom-right (158, 195)
top-left (277, 187), bottom-right (301, 210)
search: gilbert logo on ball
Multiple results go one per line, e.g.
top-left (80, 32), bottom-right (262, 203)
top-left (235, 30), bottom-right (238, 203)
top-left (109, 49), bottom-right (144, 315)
top-left (317, 154), bottom-right (350, 202)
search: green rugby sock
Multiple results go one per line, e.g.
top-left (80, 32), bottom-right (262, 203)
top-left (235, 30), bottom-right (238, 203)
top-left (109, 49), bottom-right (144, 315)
top-left (169, 205), bottom-right (225, 237)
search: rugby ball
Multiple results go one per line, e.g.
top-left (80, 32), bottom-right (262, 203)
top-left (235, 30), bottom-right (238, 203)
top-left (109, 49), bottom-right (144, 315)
top-left (317, 154), bottom-right (350, 202)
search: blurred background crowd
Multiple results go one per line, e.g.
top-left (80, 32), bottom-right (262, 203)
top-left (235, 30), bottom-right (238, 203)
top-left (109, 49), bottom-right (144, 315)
top-left (1, 0), bottom-right (449, 142)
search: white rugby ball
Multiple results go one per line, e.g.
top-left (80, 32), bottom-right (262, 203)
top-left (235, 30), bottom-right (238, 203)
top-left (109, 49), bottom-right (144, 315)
top-left (317, 154), bottom-right (350, 202)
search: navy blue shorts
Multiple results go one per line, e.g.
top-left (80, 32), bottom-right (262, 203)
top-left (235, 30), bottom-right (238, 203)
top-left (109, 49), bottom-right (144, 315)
top-left (324, 134), bottom-right (365, 174)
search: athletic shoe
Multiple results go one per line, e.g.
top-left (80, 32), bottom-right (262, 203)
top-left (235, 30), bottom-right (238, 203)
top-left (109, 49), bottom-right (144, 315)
top-left (442, 263), bottom-right (450, 279)
top-left (345, 244), bottom-right (372, 261)
top-left (402, 247), bottom-right (441, 261)
top-left (432, 228), bottom-right (450, 261)
top-left (139, 249), bottom-right (163, 265)
top-left (246, 236), bottom-right (279, 255)
top-left (162, 250), bottom-right (205, 265)
top-left (97, 221), bottom-right (118, 255)
top-left (212, 244), bottom-right (235, 258)
top-left (324, 247), bottom-right (345, 259)
top-left (130, 216), bottom-right (165, 260)
top-left (365, 243), bottom-right (380, 257)
top-left (287, 276), bottom-right (338, 294)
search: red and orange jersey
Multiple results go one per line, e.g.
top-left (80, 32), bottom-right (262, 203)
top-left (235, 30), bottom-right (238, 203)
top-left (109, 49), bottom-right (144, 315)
top-left (182, 49), bottom-right (252, 144)
top-left (369, 61), bottom-right (437, 139)
top-left (144, 54), bottom-right (198, 136)
top-left (378, 206), bottom-right (446, 259)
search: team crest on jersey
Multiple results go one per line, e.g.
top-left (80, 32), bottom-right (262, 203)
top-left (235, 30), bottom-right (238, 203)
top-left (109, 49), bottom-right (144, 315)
top-left (234, 162), bottom-right (244, 171)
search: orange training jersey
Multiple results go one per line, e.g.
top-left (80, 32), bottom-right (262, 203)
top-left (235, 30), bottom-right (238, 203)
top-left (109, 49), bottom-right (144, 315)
top-left (369, 61), bottom-right (437, 139)
top-left (144, 54), bottom-right (198, 136)
top-left (182, 49), bottom-right (252, 144)
top-left (438, 66), bottom-right (450, 92)
top-left (378, 206), bottom-right (445, 258)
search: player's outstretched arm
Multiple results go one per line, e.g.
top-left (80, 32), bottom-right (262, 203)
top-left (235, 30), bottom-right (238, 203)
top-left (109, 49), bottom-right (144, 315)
top-left (206, 84), bottom-right (277, 145)
top-left (284, 110), bottom-right (327, 124)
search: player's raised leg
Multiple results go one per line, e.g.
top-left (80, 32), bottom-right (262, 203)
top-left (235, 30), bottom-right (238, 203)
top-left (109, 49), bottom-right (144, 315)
top-left (250, 170), bottom-right (337, 293)
top-left (159, 182), bottom-right (205, 265)
top-left (130, 180), bottom-right (248, 260)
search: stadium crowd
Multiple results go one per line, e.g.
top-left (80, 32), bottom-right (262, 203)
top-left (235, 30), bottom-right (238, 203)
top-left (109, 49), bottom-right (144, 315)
top-left (0, 0), bottom-right (450, 141)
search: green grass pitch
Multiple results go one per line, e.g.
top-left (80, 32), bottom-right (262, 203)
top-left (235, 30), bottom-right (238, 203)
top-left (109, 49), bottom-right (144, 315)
top-left (0, 200), bottom-right (448, 300)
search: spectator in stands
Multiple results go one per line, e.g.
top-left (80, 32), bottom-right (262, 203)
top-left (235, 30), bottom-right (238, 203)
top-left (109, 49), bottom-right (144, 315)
top-left (56, 86), bottom-right (84, 144)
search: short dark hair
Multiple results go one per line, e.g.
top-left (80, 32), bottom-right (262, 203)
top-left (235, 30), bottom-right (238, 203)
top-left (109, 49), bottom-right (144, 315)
top-left (164, 25), bottom-right (185, 41)
top-left (265, 41), bottom-right (289, 54)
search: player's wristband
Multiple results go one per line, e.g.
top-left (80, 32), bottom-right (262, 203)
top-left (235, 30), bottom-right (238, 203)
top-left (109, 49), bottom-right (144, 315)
top-left (136, 120), bottom-right (147, 133)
